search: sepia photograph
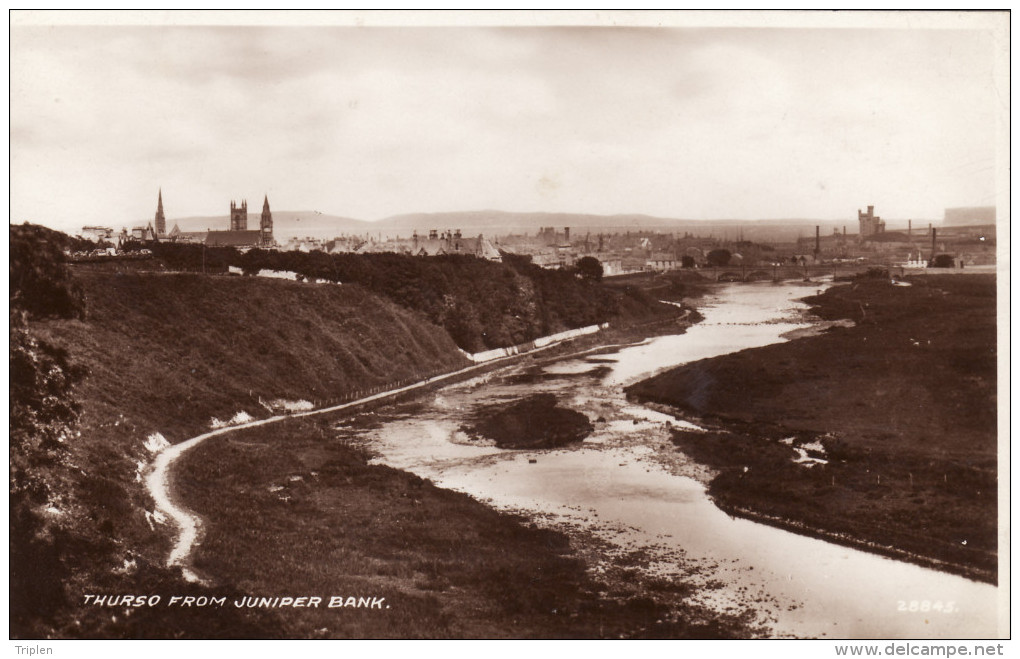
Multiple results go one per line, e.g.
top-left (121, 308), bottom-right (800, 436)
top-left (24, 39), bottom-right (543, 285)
top-left (8, 9), bottom-right (1009, 653)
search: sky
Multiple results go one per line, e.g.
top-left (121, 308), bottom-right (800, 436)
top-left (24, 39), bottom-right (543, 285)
top-left (10, 11), bottom-right (1008, 234)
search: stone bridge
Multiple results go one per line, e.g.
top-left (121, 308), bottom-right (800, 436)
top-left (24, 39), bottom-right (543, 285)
top-left (712, 263), bottom-right (880, 282)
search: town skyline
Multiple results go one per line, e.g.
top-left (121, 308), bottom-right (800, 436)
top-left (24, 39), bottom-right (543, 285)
top-left (11, 11), bottom-right (1008, 235)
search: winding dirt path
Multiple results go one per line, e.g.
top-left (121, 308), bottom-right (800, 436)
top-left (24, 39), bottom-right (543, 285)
top-left (143, 327), bottom-right (647, 581)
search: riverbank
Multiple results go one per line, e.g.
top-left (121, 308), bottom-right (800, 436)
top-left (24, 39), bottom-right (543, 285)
top-left (11, 230), bottom-right (693, 640)
top-left (145, 319), bottom-right (678, 580)
top-left (172, 415), bottom-right (765, 638)
top-left (626, 274), bottom-right (998, 583)
top-left (133, 292), bottom-right (743, 638)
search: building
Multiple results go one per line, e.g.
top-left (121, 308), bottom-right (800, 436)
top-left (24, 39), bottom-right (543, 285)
top-left (598, 258), bottom-right (624, 277)
top-left (858, 205), bottom-right (886, 238)
top-left (205, 196), bottom-right (275, 248)
top-left (327, 229), bottom-right (501, 260)
top-left (167, 225), bottom-right (207, 244)
top-left (259, 196), bottom-right (274, 244)
top-left (154, 189), bottom-right (167, 237)
top-left (282, 236), bottom-right (328, 252)
top-left (230, 200), bottom-right (247, 231)
top-left (536, 226), bottom-right (572, 247)
top-left (117, 223), bottom-right (156, 247)
top-left (80, 226), bottom-right (114, 242)
top-left (646, 252), bottom-right (678, 272)
top-left (119, 191), bottom-right (276, 248)
top-left (325, 236), bottom-right (365, 254)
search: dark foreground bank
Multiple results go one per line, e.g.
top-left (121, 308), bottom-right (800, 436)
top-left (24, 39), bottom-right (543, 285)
top-left (173, 416), bottom-right (765, 639)
top-left (11, 224), bottom-right (722, 638)
top-left (627, 274), bottom-right (998, 583)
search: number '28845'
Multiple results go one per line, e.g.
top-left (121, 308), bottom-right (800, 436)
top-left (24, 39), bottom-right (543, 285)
top-left (897, 600), bottom-right (956, 613)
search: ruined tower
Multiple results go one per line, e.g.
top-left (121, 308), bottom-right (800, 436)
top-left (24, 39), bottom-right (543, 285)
top-left (260, 195), bottom-right (273, 245)
top-left (154, 189), bottom-right (166, 237)
top-left (230, 200), bottom-right (248, 231)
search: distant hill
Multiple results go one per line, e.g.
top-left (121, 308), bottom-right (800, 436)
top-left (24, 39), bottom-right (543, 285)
top-left (943, 207), bottom-right (996, 226)
top-left (169, 211), bottom-right (372, 241)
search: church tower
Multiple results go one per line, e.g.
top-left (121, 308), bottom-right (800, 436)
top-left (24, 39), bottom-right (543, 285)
top-left (230, 200), bottom-right (248, 231)
top-left (260, 195), bottom-right (273, 245)
top-left (154, 189), bottom-right (166, 236)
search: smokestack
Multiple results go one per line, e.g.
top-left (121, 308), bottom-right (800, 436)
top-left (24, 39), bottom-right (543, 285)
top-left (564, 227), bottom-right (570, 242)
top-left (815, 226), bottom-right (820, 254)
top-left (931, 227), bottom-right (937, 262)
top-left (908, 219), bottom-right (912, 236)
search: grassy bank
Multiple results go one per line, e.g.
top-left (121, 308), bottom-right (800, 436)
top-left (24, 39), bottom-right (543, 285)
top-left (11, 224), bottom-right (699, 638)
top-left (627, 275), bottom-right (998, 582)
top-left (603, 269), bottom-right (713, 303)
top-left (96, 243), bottom-right (679, 353)
top-left (16, 269), bottom-right (472, 637)
top-left (173, 416), bottom-right (763, 638)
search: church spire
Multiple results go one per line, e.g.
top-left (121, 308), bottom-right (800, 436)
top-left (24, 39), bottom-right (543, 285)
top-left (260, 194), bottom-right (273, 246)
top-left (154, 188), bottom-right (166, 236)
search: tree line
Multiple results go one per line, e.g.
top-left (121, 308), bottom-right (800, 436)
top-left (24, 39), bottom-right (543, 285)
top-left (124, 242), bottom-right (633, 353)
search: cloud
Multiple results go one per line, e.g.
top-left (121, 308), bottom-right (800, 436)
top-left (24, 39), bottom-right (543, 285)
top-left (10, 23), bottom-right (1004, 232)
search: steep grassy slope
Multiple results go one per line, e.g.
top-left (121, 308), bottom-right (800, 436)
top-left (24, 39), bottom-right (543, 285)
top-left (13, 241), bottom-right (707, 639)
top-left (17, 269), bottom-right (472, 637)
top-left (107, 244), bottom-right (677, 353)
top-left (40, 270), bottom-right (468, 444)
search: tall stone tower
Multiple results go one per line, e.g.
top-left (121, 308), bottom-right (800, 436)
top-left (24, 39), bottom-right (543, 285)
top-left (260, 195), bottom-right (273, 245)
top-left (857, 205), bottom-right (885, 238)
top-left (230, 200), bottom-right (248, 231)
top-left (154, 189), bottom-right (166, 236)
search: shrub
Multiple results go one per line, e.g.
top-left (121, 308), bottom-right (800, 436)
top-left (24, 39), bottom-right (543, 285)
top-left (574, 256), bottom-right (604, 282)
top-left (10, 224), bottom-right (86, 320)
top-left (706, 249), bottom-right (731, 267)
top-left (858, 267), bottom-right (890, 280)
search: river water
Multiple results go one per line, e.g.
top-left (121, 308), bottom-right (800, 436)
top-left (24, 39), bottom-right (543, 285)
top-left (352, 281), bottom-right (1000, 639)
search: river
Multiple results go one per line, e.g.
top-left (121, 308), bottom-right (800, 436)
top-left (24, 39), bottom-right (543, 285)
top-left (349, 281), bottom-right (999, 639)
